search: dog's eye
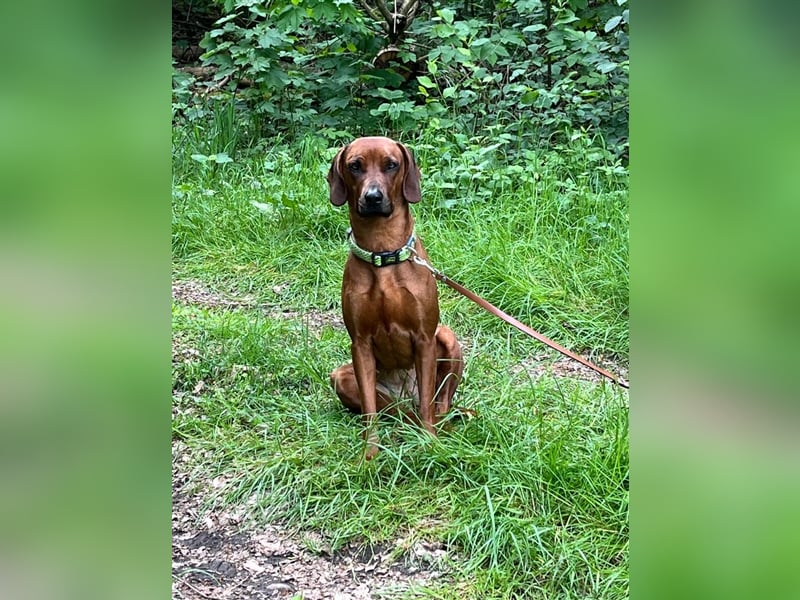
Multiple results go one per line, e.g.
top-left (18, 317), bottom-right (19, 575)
top-left (386, 160), bottom-right (399, 171)
top-left (347, 161), bottom-right (362, 174)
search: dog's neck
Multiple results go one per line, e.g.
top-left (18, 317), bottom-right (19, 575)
top-left (348, 211), bottom-right (415, 254)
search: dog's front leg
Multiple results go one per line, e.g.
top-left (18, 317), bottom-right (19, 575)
top-left (414, 336), bottom-right (438, 436)
top-left (351, 340), bottom-right (380, 460)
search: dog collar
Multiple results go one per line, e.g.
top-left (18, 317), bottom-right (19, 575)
top-left (347, 228), bottom-right (416, 267)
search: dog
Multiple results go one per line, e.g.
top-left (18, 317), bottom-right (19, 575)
top-left (327, 136), bottom-right (463, 459)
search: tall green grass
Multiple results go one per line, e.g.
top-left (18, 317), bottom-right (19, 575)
top-left (172, 124), bottom-right (628, 355)
top-left (172, 303), bottom-right (628, 598)
top-left (172, 110), bottom-right (628, 598)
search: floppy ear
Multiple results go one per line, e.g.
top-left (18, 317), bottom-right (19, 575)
top-left (327, 145), bottom-right (348, 206)
top-left (397, 142), bottom-right (421, 204)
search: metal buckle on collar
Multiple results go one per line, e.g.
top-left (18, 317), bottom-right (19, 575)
top-left (372, 250), bottom-right (402, 267)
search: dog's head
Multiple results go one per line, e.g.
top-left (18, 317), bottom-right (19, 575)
top-left (327, 136), bottom-right (421, 217)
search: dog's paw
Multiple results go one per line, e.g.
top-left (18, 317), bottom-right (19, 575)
top-left (362, 431), bottom-right (380, 461)
top-left (364, 444), bottom-right (380, 461)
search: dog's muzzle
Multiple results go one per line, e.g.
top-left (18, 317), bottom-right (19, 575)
top-left (357, 186), bottom-right (393, 217)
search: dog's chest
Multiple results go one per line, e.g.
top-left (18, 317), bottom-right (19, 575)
top-left (354, 283), bottom-right (422, 331)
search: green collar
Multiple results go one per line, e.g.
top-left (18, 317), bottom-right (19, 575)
top-left (347, 228), bottom-right (416, 267)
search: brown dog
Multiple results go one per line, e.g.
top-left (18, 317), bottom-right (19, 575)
top-left (327, 136), bottom-right (463, 459)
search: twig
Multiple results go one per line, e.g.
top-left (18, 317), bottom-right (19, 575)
top-left (226, 574), bottom-right (253, 594)
top-left (202, 73), bottom-right (232, 96)
top-left (176, 577), bottom-right (223, 600)
top-left (357, 0), bottom-right (388, 31)
top-left (404, 0), bottom-right (421, 23)
top-left (371, 0), bottom-right (395, 27)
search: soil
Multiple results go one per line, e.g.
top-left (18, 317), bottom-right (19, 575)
top-left (171, 280), bottom-right (345, 331)
top-left (172, 0), bottom-right (221, 65)
top-left (172, 442), bottom-right (454, 600)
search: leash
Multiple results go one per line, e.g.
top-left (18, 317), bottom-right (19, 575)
top-left (409, 250), bottom-right (629, 390)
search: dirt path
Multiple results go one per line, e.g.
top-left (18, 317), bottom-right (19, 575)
top-left (172, 441), bottom-right (453, 600)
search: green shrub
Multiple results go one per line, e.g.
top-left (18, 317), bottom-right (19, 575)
top-left (183, 0), bottom-right (627, 157)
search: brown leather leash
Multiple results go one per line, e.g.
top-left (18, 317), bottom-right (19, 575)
top-left (410, 251), bottom-right (629, 389)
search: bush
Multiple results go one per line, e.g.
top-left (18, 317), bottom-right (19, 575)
top-left (181, 0), bottom-right (627, 157)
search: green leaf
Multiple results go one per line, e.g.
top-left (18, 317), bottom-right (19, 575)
top-left (416, 75), bottom-right (436, 89)
top-left (523, 24), bottom-right (546, 33)
top-left (321, 97), bottom-right (350, 111)
top-left (520, 90), bottom-right (539, 105)
top-left (436, 8), bottom-right (455, 24)
top-left (258, 29), bottom-right (285, 49)
top-left (372, 88), bottom-right (405, 100)
top-left (190, 154), bottom-right (208, 163)
top-left (213, 14), bottom-right (237, 25)
top-left (212, 153), bottom-right (233, 164)
top-left (250, 200), bottom-right (275, 215)
top-left (596, 61), bottom-right (618, 74)
top-left (604, 15), bottom-right (623, 32)
top-left (275, 4), bottom-right (305, 29)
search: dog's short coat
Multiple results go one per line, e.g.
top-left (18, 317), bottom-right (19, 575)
top-left (328, 136), bottom-right (463, 459)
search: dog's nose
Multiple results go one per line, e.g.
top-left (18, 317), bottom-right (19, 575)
top-left (364, 186), bottom-right (383, 204)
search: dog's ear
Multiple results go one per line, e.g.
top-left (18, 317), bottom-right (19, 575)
top-left (397, 142), bottom-right (421, 204)
top-left (327, 145), bottom-right (348, 206)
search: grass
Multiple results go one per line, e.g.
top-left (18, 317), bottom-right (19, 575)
top-left (172, 114), bottom-right (629, 598)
